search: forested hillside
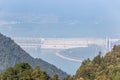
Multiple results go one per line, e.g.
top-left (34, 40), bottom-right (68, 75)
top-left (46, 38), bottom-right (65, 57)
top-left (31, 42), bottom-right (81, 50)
top-left (0, 33), bottom-right (67, 79)
top-left (0, 62), bottom-right (60, 80)
top-left (65, 45), bottom-right (120, 80)
top-left (2, 32), bottom-right (120, 80)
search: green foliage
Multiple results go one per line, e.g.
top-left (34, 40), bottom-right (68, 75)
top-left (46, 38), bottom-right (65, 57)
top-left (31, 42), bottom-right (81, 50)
top-left (67, 45), bottom-right (120, 80)
top-left (0, 62), bottom-right (54, 80)
top-left (14, 62), bottom-right (31, 73)
top-left (92, 52), bottom-right (102, 65)
top-left (113, 71), bottom-right (120, 80)
top-left (52, 74), bottom-right (59, 80)
top-left (0, 33), bottom-right (67, 79)
top-left (63, 75), bottom-right (73, 80)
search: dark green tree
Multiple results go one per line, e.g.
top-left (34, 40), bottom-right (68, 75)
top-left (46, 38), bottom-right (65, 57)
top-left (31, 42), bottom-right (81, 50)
top-left (52, 74), bottom-right (59, 80)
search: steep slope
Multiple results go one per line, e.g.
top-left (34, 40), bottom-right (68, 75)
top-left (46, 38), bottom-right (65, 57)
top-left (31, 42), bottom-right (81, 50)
top-left (67, 45), bottom-right (120, 80)
top-left (0, 33), bottom-right (67, 79)
top-left (0, 62), bottom-right (51, 80)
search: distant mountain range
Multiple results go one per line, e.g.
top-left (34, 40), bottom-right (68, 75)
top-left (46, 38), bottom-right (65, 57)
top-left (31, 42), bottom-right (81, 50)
top-left (0, 33), bottom-right (67, 79)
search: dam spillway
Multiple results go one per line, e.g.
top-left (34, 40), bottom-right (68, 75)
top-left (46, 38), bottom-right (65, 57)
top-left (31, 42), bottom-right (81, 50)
top-left (12, 37), bottom-right (119, 51)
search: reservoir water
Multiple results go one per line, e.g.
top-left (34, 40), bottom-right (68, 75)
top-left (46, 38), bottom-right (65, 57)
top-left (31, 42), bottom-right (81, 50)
top-left (25, 48), bottom-right (101, 75)
top-left (25, 49), bottom-right (81, 75)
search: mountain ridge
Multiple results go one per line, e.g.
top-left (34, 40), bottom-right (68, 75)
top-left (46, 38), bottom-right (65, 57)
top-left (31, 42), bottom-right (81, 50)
top-left (0, 33), bottom-right (67, 79)
top-left (65, 45), bottom-right (120, 80)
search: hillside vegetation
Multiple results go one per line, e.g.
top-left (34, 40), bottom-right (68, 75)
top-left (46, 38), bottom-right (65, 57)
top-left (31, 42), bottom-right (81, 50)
top-left (0, 62), bottom-right (60, 80)
top-left (2, 32), bottom-right (120, 80)
top-left (65, 45), bottom-right (120, 80)
top-left (2, 45), bottom-right (120, 80)
top-left (0, 33), bottom-right (67, 79)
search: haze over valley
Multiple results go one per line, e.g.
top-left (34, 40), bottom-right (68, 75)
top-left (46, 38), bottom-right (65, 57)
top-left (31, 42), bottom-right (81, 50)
top-left (10, 37), bottom-right (120, 74)
top-left (1, 0), bottom-right (120, 79)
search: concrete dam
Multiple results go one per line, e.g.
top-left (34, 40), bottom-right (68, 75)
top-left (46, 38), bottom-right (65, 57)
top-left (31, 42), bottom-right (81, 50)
top-left (12, 37), bottom-right (120, 51)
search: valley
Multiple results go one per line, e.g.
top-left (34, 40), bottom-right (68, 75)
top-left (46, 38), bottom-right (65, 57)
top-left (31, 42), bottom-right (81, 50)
top-left (11, 37), bottom-right (120, 74)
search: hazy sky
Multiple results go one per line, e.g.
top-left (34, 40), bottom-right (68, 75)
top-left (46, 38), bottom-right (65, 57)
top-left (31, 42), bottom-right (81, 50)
top-left (0, 0), bottom-right (120, 38)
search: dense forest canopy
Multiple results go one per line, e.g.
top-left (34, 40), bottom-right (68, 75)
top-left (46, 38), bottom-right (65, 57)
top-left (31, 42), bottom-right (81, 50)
top-left (65, 45), bottom-right (120, 80)
top-left (0, 62), bottom-right (59, 80)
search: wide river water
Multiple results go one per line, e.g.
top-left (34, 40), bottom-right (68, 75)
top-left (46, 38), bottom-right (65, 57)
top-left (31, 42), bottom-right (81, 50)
top-left (25, 49), bottom-right (82, 75)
